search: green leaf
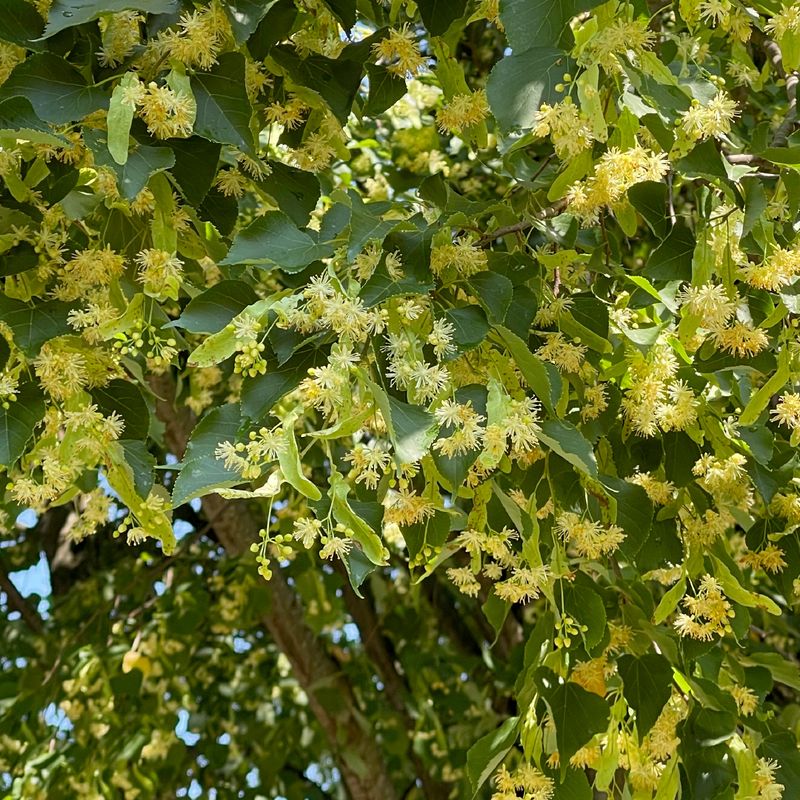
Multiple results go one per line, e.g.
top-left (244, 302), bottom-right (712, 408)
top-left (482, 593), bottom-right (511, 642)
top-left (561, 579), bottom-right (607, 650)
top-left (322, 0), bottom-right (356, 29)
top-left (271, 46), bottom-right (363, 124)
top-left (191, 53), bottom-right (255, 155)
top-left (84, 129), bottom-right (175, 202)
top-left (760, 732), bottom-right (800, 798)
top-left (119, 439), bottom-right (155, 498)
top-left (444, 306), bottom-right (489, 354)
top-left (107, 73), bottom-right (138, 166)
top-left (739, 348), bottom-right (789, 426)
top-left (360, 272), bottom-right (434, 306)
top-left (343, 546), bottom-right (378, 598)
top-left (417, 0), bottom-right (468, 35)
top-left (256, 161), bottom-right (321, 227)
top-left (644, 222), bottom-right (694, 281)
top-left (496, 326), bottom-right (559, 415)
top-left (346, 192), bottom-right (396, 259)
top-left (221, 211), bottom-right (335, 270)
top-left (535, 667), bottom-right (610, 764)
top-left (43, 0), bottom-right (178, 37)
top-left (553, 768), bottom-right (593, 799)
top-left (363, 64), bottom-right (406, 116)
top-left (0, 0), bottom-right (44, 48)
top-left (618, 654), bottom-right (673, 735)
top-left (172, 404), bottom-right (243, 506)
top-left (222, 0), bottom-right (277, 41)
top-left (467, 271), bottom-right (513, 324)
top-left (0, 97), bottom-right (67, 146)
top-left (539, 420), bottom-right (597, 476)
top-left (0, 382), bottom-right (45, 466)
top-left (368, 382), bottom-right (439, 465)
top-left (628, 181), bottom-right (669, 238)
top-left (278, 425), bottom-right (322, 501)
top-left (329, 469), bottom-right (388, 565)
top-left (166, 136), bottom-right (221, 206)
top-left (241, 349), bottom-right (323, 422)
top-left (653, 576), bottom-right (686, 624)
top-left (487, 47), bottom-right (576, 131)
top-left (500, 0), bottom-right (602, 51)
top-left (170, 280), bottom-right (258, 334)
top-left (106, 443), bottom-right (175, 554)
top-left (0, 295), bottom-right (71, 357)
top-left (466, 716), bottom-right (519, 797)
top-left (710, 555), bottom-right (781, 616)
top-left (92, 380), bottom-right (151, 441)
top-left (1, 53), bottom-right (107, 124)
top-left (600, 476), bottom-right (653, 559)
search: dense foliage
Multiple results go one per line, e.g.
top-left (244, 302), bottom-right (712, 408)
top-left (1, 0), bottom-right (800, 797)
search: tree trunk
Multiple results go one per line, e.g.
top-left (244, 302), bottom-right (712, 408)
top-left (150, 375), bottom-right (397, 800)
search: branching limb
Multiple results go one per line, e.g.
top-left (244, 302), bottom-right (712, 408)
top-left (479, 199), bottom-right (568, 245)
top-left (149, 374), bottom-right (399, 800)
top-left (0, 553), bottom-right (43, 633)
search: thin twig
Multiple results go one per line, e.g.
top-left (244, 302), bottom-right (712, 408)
top-left (479, 198), bottom-right (568, 245)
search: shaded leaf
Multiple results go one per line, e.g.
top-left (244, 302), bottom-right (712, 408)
top-left (1, 53), bottom-right (107, 124)
top-left (0, 382), bottom-right (45, 466)
top-left (488, 47), bottom-right (576, 131)
top-left (618, 653), bottom-right (673, 735)
top-left (466, 716), bottom-right (519, 797)
top-left (535, 667), bottom-right (610, 764)
top-left (192, 53), bottom-right (255, 154)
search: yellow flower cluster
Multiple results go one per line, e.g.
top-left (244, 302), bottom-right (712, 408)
top-left (159, 1), bottom-right (231, 69)
top-left (566, 145), bottom-right (669, 224)
top-left (372, 26), bottom-right (427, 76)
top-left (580, 19), bottom-right (656, 73)
top-left (712, 321), bottom-right (769, 358)
top-left (135, 248), bottom-right (184, 301)
top-left (534, 99), bottom-right (595, 158)
top-left (621, 341), bottom-right (698, 437)
top-left (739, 545), bottom-right (787, 574)
top-left (97, 11), bottom-right (142, 67)
top-left (678, 91), bottom-right (739, 142)
top-left (344, 441), bottom-right (392, 489)
top-left (434, 400), bottom-right (485, 457)
top-left (627, 472), bottom-right (676, 505)
top-left (492, 763), bottom-right (554, 800)
top-left (679, 282), bottom-right (736, 329)
top-left (555, 512), bottom-right (625, 560)
top-left (430, 237), bottom-right (487, 279)
top-left (766, 2), bottom-right (800, 38)
top-left (54, 246), bottom-right (125, 301)
top-left (122, 79), bottom-right (196, 140)
top-left (437, 90), bottom-right (490, 135)
top-left (673, 575), bottom-right (734, 640)
top-left (692, 452), bottom-right (753, 509)
top-left (741, 245), bottom-right (800, 292)
top-left (215, 425), bottom-right (285, 480)
top-left (536, 333), bottom-right (587, 374)
top-left (772, 392), bottom-right (800, 430)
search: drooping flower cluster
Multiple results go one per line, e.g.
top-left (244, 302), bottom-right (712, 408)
top-left (566, 145), bottom-right (670, 224)
top-left (674, 575), bottom-right (735, 640)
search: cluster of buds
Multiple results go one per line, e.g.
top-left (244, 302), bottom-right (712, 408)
top-left (112, 319), bottom-right (178, 368)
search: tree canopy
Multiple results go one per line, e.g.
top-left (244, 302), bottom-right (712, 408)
top-left (1, 0), bottom-right (800, 797)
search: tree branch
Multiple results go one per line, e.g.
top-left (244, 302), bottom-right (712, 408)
top-left (149, 374), bottom-right (398, 800)
top-left (479, 199), bottom-right (568, 245)
top-left (333, 564), bottom-right (450, 799)
top-left (757, 32), bottom-right (798, 147)
top-left (0, 552), bottom-right (43, 633)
